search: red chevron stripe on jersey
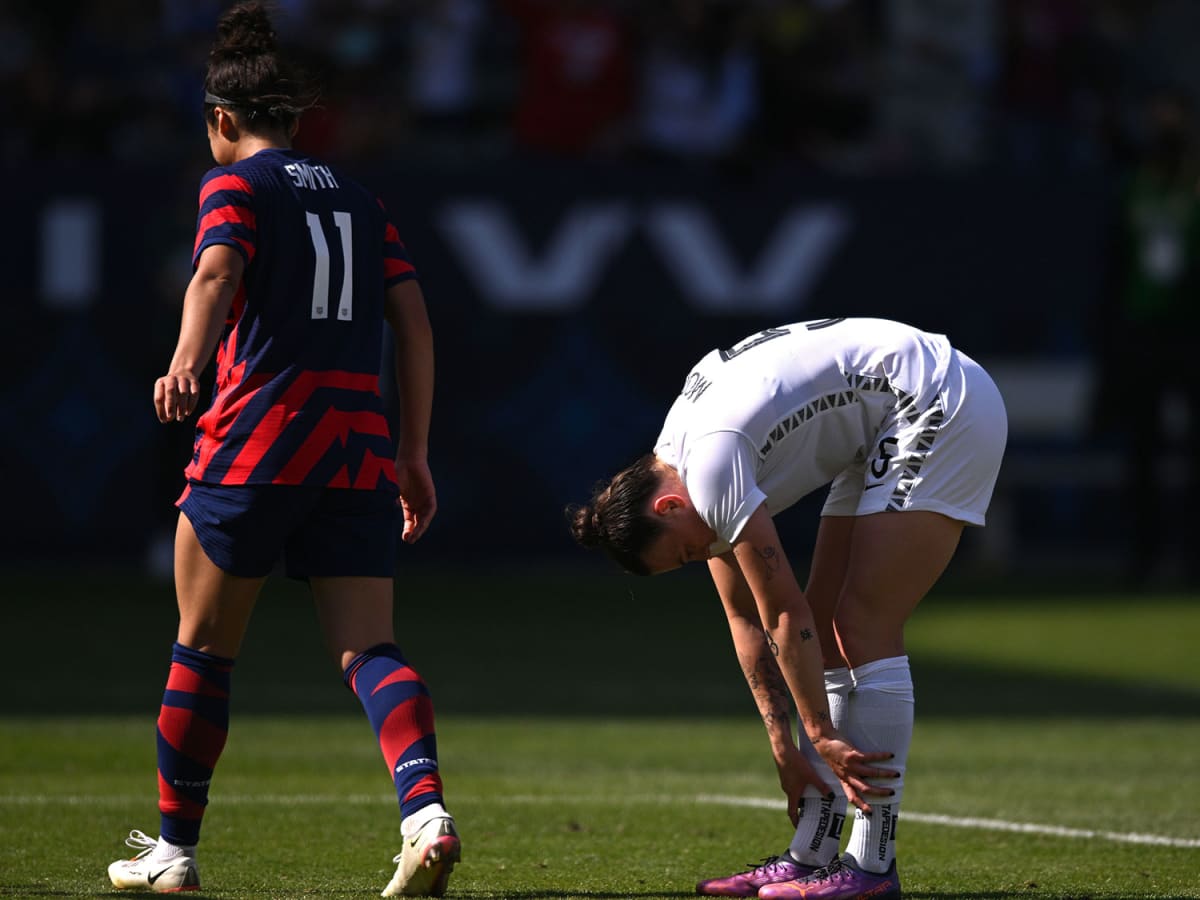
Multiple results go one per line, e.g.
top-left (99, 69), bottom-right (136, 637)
top-left (198, 172), bottom-right (252, 208)
top-left (344, 450), bottom-right (399, 491)
top-left (272, 407), bottom-right (391, 485)
top-left (207, 370), bottom-right (391, 485)
top-left (187, 363), bottom-right (263, 482)
top-left (195, 172), bottom-right (256, 263)
top-left (194, 207), bottom-right (256, 262)
top-left (207, 288), bottom-right (245, 400)
top-left (183, 149), bottom-right (411, 492)
top-left (383, 220), bottom-right (416, 283)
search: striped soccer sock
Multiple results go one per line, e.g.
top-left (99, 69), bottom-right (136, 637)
top-left (345, 643), bottom-right (443, 820)
top-left (156, 642), bottom-right (234, 847)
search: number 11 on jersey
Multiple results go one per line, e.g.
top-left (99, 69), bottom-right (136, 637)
top-left (306, 210), bottom-right (353, 321)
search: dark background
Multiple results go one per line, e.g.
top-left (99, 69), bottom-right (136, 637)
top-left (3, 0), bottom-right (1199, 583)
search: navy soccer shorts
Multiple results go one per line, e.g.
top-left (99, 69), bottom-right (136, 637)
top-left (177, 482), bottom-right (399, 579)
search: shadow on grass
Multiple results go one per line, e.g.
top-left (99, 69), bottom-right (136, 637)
top-left (908, 657), bottom-right (1200, 718)
top-left (5, 647), bottom-right (1197, 720)
top-left (1, 569), bottom-right (1197, 720)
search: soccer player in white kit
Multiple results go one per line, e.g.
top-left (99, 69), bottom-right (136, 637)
top-left (568, 318), bottom-right (1006, 900)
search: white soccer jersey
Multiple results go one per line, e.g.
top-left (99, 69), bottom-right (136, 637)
top-left (653, 318), bottom-right (961, 546)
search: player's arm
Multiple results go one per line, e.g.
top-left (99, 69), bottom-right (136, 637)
top-left (154, 243), bottom-right (243, 423)
top-left (384, 279), bottom-right (436, 542)
top-left (731, 502), bottom-right (896, 812)
top-left (709, 551), bottom-right (827, 825)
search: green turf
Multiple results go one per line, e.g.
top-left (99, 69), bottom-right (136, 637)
top-left (1, 569), bottom-right (1198, 898)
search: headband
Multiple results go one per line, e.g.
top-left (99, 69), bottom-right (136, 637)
top-left (204, 91), bottom-right (301, 120)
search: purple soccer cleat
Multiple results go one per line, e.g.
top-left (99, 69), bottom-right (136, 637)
top-left (695, 854), bottom-right (816, 897)
top-left (757, 855), bottom-right (901, 899)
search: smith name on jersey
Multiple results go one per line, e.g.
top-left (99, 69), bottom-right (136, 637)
top-left (185, 148), bottom-right (415, 492)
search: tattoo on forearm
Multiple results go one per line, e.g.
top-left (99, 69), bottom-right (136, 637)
top-left (803, 710), bottom-right (831, 727)
top-left (763, 708), bottom-right (789, 729)
top-left (754, 545), bottom-right (781, 580)
top-left (742, 647), bottom-right (792, 729)
top-left (763, 628), bottom-right (780, 657)
top-left (800, 627), bottom-right (814, 642)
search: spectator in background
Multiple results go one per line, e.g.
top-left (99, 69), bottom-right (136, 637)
top-left (1137, 0), bottom-right (1200, 110)
top-left (997, 0), bottom-right (1100, 170)
top-left (305, 3), bottom-right (409, 163)
top-left (634, 0), bottom-right (758, 163)
top-left (404, 0), bottom-right (488, 152)
top-left (504, 0), bottom-right (634, 158)
top-left (1095, 87), bottom-right (1200, 584)
top-left (753, 0), bottom-right (880, 169)
top-left (874, 0), bottom-right (997, 169)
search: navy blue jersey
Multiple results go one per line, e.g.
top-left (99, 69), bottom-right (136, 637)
top-left (185, 148), bottom-right (416, 490)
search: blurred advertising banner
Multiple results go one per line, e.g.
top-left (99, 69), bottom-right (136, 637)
top-left (0, 160), bottom-right (1113, 567)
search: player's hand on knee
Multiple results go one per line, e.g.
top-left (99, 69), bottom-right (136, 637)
top-left (815, 737), bottom-right (897, 813)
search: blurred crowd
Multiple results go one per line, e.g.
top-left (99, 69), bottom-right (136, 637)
top-left (5, 0), bottom-right (1200, 174)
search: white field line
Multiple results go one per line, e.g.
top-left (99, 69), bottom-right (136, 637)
top-left (3, 791), bottom-right (1198, 849)
top-left (695, 794), bottom-right (1200, 850)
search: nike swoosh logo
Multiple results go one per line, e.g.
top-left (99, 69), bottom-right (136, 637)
top-left (147, 867), bottom-right (172, 885)
top-left (863, 483), bottom-right (885, 491)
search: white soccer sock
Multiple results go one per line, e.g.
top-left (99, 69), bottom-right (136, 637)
top-left (788, 668), bottom-right (852, 866)
top-left (401, 801), bottom-right (449, 838)
top-left (841, 656), bottom-right (912, 874)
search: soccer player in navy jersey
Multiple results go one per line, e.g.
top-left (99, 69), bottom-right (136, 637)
top-left (107, 4), bottom-right (459, 896)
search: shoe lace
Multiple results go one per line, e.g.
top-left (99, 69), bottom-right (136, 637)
top-left (124, 830), bottom-right (158, 860)
top-left (748, 855), bottom-right (787, 874)
top-left (806, 856), bottom-right (850, 883)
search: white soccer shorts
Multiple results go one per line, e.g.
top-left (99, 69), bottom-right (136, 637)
top-left (821, 351), bottom-right (1007, 526)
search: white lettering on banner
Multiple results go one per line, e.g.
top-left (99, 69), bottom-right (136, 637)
top-left (438, 203), bottom-right (633, 311)
top-left (437, 202), bottom-right (850, 314)
top-left (40, 199), bottom-right (101, 310)
top-left (644, 205), bottom-right (850, 313)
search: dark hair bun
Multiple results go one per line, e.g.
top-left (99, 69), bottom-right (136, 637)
top-left (565, 503), bottom-right (601, 548)
top-left (213, 1), bottom-right (277, 59)
top-left (205, 1), bottom-right (315, 127)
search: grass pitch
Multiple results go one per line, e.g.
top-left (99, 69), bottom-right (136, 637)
top-left (1, 567), bottom-right (1198, 898)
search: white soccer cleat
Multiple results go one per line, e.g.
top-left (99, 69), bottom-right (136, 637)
top-left (108, 830), bottom-right (201, 893)
top-left (381, 815), bottom-right (461, 897)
